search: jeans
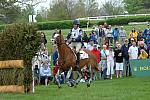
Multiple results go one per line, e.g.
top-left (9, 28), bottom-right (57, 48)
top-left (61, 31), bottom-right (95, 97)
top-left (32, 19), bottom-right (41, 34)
top-left (103, 67), bottom-right (107, 79)
top-left (124, 60), bottom-right (132, 76)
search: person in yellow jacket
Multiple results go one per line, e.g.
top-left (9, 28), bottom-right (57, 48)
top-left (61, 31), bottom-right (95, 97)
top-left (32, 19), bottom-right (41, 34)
top-left (138, 49), bottom-right (148, 59)
top-left (129, 28), bottom-right (138, 42)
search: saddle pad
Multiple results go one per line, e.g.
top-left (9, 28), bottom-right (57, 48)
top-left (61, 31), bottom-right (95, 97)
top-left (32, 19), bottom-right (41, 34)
top-left (80, 50), bottom-right (89, 60)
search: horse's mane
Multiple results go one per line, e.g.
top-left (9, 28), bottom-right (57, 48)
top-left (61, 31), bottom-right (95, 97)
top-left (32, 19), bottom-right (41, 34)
top-left (59, 34), bottom-right (76, 57)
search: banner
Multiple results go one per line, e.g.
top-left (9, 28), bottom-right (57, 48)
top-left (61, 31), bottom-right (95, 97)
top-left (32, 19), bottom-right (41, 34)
top-left (129, 59), bottom-right (150, 77)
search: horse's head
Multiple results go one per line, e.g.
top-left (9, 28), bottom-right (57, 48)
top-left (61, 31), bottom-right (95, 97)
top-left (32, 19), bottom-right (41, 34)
top-left (54, 30), bottom-right (65, 45)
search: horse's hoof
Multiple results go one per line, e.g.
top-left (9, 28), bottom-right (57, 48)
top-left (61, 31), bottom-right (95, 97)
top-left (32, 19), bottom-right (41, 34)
top-left (74, 85), bottom-right (77, 88)
top-left (58, 85), bottom-right (61, 89)
top-left (76, 82), bottom-right (78, 85)
top-left (87, 83), bottom-right (90, 87)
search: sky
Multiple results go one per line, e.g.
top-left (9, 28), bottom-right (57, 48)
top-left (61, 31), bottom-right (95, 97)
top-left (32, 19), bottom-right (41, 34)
top-left (34, 0), bottom-right (106, 11)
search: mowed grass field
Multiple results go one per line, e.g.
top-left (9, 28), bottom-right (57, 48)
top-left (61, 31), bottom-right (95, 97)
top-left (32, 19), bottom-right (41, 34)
top-left (0, 24), bottom-right (149, 100)
top-left (0, 76), bottom-right (150, 100)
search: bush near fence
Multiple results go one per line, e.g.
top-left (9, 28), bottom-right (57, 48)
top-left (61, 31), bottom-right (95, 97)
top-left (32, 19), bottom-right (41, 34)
top-left (0, 16), bottom-right (150, 30)
top-left (0, 23), bottom-right (41, 93)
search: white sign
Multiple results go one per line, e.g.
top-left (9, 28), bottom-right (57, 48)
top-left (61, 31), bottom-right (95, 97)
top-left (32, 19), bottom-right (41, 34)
top-left (29, 15), bottom-right (37, 23)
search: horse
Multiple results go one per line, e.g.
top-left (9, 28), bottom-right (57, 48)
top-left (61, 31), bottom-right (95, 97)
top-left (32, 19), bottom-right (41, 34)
top-left (54, 30), bottom-right (98, 88)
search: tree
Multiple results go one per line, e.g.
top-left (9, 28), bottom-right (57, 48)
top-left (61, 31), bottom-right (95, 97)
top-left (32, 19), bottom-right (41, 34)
top-left (123, 0), bottom-right (143, 14)
top-left (123, 0), bottom-right (150, 14)
top-left (100, 0), bottom-right (124, 15)
top-left (0, 0), bottom-right (22, 23)
top-left (85, 0), bottom-right (99, 17)
top-left (72, 0), bottom-right (86, 18)
top-left (48, 0), bottom-right (70, 21)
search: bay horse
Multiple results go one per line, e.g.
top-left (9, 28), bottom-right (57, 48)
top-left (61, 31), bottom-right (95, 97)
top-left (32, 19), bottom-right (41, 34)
top-left (54, 30), bottom-right (98, 88)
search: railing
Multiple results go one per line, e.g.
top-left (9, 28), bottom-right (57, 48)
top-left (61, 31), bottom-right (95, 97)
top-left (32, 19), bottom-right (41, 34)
top-left (78, 14), bottom-right (150, 21)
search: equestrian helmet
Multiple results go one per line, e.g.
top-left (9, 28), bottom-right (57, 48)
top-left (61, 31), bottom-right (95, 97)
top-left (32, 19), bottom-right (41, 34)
top-left (73, 19), bottom-right (80, 25)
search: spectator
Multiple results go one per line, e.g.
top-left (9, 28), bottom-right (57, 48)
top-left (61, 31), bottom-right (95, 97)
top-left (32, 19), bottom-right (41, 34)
top-left (97, 25), bottom-right (105, 47)
top-left (40, 32), bottom-right (47, 45)
top-left (112, 26), bottom-right (119, 46)
top-left (128, 41), bottom-right (138, 60)
top-left (53, 61), bottom-right (65, 85)
top-left (87, 39), bottom-right (94, 51)
top-left (104, 42), bottom-right (109, 50)
top-left (119, 26), bottom-right (126, 44)
top-left (129, 38), bottom-right (135, 46)
top-left (138, 49), bottom-right (148, 59)
top-left (114, 44), bottom-right (123, 78)
top-left (82, 32), bottom-right (89, 44)
top-left (106, 45), bottom-right (114, 79)
top-left (40, 61), bottom-right (53, 86)
top-left (52, 46), bottom-right (59, 66)
top-left (91, 44), bottom-right (101, 79)
top-left (105, 25), bottom-right (113, 44)
top-left (138, 41), bottom-right (147, 57)
top-left (137, 30), bottom-right (144, 42)
top-left (121, 39), bottom-right (131, 77)
top-left (143, 24), bottom-right (150, 43)
top-left (147, 43), bottom-right (150, 58)
top-left (103, 22), bottom-right (109, 29)
top-left (129, 27), bottom-right (138, 42)
top-left (100, 45), bottom-right (107, 80)
top-left (82, 34), bottom-right (89, 48)
top-left (52, 28), bottom-right (58, 39)
top-left (89, 31), bottom-right (98, 44)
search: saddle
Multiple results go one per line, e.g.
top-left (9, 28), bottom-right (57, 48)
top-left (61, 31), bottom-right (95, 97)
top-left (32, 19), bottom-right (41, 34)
top-left (79, 50), bottom-right (89, 60)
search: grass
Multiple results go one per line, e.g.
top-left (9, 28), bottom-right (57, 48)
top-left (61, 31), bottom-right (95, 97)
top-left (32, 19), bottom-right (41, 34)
top-left (0, 24), bottom-right (149, 100)
top-left (0, 76), bottom-right (150, 100)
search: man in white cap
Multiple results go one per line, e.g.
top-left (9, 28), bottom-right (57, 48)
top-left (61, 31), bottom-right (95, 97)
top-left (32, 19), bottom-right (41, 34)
top-left (119, 26), bottom-right (126, 44)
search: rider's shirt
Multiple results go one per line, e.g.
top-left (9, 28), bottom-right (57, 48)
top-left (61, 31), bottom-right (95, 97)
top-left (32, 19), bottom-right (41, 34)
top-left (70, 28), bottom-right (82, 39)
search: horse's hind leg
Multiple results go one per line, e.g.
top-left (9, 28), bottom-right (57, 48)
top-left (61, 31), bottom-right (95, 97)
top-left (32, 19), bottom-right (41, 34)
top-left (87, 64), bottom-right (92, 87)
top-left (76, 71), bottom-right (82, 84)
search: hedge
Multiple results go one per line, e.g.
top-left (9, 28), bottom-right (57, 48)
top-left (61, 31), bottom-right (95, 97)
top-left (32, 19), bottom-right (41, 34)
top-left (36, 20), bottom-right (89, 30)
top-left (0, 16), bottom-right (150, 30)
top-left (0, 23), bottom-right (40, 92)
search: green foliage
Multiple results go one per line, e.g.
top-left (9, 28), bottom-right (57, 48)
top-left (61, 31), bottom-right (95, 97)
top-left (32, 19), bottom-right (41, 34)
top-left (0, 68), bottom-right (24, 85)
top-left (0, 23), bottom-right (40, 89)
top-left (37, 20), bottom-right (89, 30)
top-left (0, 16), bottom-right (150, 31)
top-left (124, 0), bottom-right (150, 14)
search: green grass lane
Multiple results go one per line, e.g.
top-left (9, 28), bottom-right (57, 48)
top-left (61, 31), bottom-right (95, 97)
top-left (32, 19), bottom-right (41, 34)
top-left (0, 76), bottom-right (150, 100)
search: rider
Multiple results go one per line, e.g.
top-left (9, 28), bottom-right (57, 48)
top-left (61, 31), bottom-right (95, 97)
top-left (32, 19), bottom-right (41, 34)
top-left (67, 19), bottom-right (83, 51)
top-left (67, 19), bottom-right (83, 69)
top-left (72, 46), bottom-right (80, 69)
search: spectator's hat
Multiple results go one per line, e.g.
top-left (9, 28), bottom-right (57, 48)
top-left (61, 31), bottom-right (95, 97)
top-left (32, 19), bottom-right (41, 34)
top-left (131, 38), bottom-right (134, 41)
top-left (102, 45), bottom-right (107, 48)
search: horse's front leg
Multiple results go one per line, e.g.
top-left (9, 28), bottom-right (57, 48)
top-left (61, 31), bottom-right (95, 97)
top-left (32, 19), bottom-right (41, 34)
top-left (66, 67), bottom-right (72, 86)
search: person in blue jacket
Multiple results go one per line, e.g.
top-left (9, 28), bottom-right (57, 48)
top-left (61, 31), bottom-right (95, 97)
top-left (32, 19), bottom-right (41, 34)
top-left (112, 26), bottom-right (119, 45)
